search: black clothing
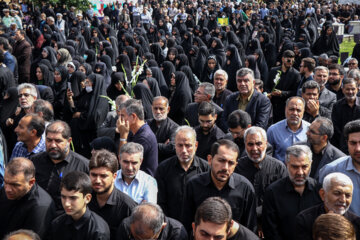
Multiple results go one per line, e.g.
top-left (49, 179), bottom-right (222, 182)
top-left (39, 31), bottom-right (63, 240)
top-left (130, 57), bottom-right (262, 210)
top-left (213, 89), bottom-right (233, 109)
top-left (182, 171), bottom-right (257, 233)
top-left (235, 155), bottom-right (287, 209)
top-left (0, 183), bottom-right (56, 239)
top-left (117, 216), bottom-right (188, 240)
top-left (266, 66), bottom-right (301, 123)
top-left (133, 83), bottom-right (154, 120)
top-left (326, 83), bottom-right (345, 101)
top-left (51, 207), bottom-right (110, 240)
top-left (312, 24), bottom-right (340, 57)
top-left (228, 225), bottom-right (260, 240)
top-left (295, 203), bottom-right (360, 240)
top-left (147, 117), bottom-right (179, 163)
top-left (302, 105), bottom-right (331, 123)
top-left (89, 188), bottom-right (137, 240)
top-left (185, 102), bottom-right (225, 131)
top-left (262, 177), bottom-right (322, 240)
top-left (31, 151), bottom-right (89, 213)
top-left (155, 156), bottom-right (210, 221)
top-left (195, 125), bottom-right (225, 159)
top-left (331, 96), bottom-right (360, 152)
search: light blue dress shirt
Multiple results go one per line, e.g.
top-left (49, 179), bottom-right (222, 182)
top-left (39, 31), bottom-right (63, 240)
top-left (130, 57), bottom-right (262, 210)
top-left (114, 169), bottom-right (158, 204)
top-left (319, 156), bottom-right (360, 216)
top-left (267, 119), bottom-right (310, 162)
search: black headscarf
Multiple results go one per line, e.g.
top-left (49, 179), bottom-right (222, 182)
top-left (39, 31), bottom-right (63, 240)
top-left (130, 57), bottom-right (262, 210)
top-left (150, 66), bottom-right (168, 97)
top-left (246, 55), bottom-right (261, 79)
top-left (52, 66), bottom-right (68, 120)
top-left (69, 71), bottom-right (86, 98)
top-left (161, 61), bottom-right (176, 88)
top-left (94, 62), bottom-right (111, 88)
top-left (0, 88), bottom-right (19, 126)
top-left (107, 72), bottom-right (128, 100)
top-left (133, 83), bottom-right (154, 120)
top-left (223, 44), bottom-right (242, 92)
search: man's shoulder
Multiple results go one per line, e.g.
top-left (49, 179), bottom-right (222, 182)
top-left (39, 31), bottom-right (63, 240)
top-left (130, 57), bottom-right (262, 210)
top-left (231, 172), bottom-right (255, 190)
top-left (32, 184), bottom-right (54, 205)
top-left (187, 171), bottom-right (209, 185)
top-left (186, 102), bottom-right (198, 111)
top-left (90, 209), bottom-right (110, 229)
top-left (297, 203), bottom-right (323, 220)
top-left (30, 151), bottom-right (48, 162)
top-left (268, 119), bottom-right (286, 132)
top-left (137, 170), bottom-right (157, 183)
top-left (265, 176), bottom-right (289, 192)
top-left (324, 156), bottom-right (350, 168)
top-left (69, 151), bottom-right (89, 164)
top-left (157, 155), bottom-right (178, 170)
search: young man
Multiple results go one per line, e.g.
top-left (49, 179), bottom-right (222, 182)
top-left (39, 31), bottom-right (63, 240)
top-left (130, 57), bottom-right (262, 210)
top-left (51, 171), bottom-right (110, 240)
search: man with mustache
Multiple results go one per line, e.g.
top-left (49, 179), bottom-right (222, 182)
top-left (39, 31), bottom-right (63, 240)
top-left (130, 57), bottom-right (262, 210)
top-left (314, 66), bottom-right (337, 112)
top-left (30, 121), bottom-right (89, 214)
top-left (319, 119), bottom-right (360, 217)
top-left (262, 145), bottom-right (322, 240)
top-left (235, 126), bottom-right (287, 237)
top-left (267, 96), bottom-right (310, 162)
top-left (147, 96), bottom-right (179, 163)
top-left (326, 64), bottom-right (345, 100)
top-left (331, 78), bottom-right (360, 151)
top-left (295, 172), bottom-right (360, 240)
top-left (182, 139), bottom-right (257, 234)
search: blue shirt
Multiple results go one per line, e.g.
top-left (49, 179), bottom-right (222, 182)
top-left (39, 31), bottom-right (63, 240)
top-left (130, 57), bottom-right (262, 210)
top-left (267, 119), bottom-right (310, 162)
top-left (319, 156), bottom-right (360, 216)
top-left (10, 137), bottom-right (46, 160)
top-left (114, 169), bottom-right (158, 204)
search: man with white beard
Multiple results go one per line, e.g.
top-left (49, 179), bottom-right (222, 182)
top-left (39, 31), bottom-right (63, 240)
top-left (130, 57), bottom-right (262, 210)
top-left (155, 126), bottom-right (209, 221)
top-left (235, 126), bottom-right (287, 237)
top-left (295, 172), bottom-right (360, 240)
top-left (147, 96), bottom-right (179, 162)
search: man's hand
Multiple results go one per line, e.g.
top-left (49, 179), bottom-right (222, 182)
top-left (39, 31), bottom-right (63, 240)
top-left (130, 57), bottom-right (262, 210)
top-left (116, 115), bottom-right (130, 138)
top-left (72, 112), bottom-right (81, 118)
top-left (306, 99), bottom-right (319, 117)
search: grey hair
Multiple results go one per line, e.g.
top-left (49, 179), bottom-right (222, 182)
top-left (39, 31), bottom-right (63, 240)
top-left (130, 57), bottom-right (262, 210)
top-left (3, 229), bottom-right (40, 240)
top-left (214, 69), bottom-right (228, 81)
top-left (18, 83), bottom-right (38, 98)
top-left (319, 53), bottom-right (329, 59)
top-left (313, 117), bottom-right (334, 139)
top-left (244, 126), bottom-right (267, 142)
top-left (175, 125), bottom-right (197, 140)
top-left (236, 67), bottom-right (255, 79)
top-left (115, 95), bottom-right (131, 108)
top-left (349, 58), bottom-right (358, 64)
top-left (199, 82), bottom-right (215, 99)
top-left (119, 142), bottom-right (144, 160)
top-left (323, 172), bottom-right (353, 192)
top-left (285, 96), bottom-right (305, 108)
top-left (120, 99), bottom-right (145, 120)
top-left (347, 69), bottom-right (360, 80)
top-left (129, 203), bottom-right (165, 235)
top-left (302, 80), bottom-right (320, 94)
top-left (314, 66), bottom-right (329, 75)
top-left (153, 96), bottom-right (169, 107)
top-left (285, 145), bottom-right (313, 163)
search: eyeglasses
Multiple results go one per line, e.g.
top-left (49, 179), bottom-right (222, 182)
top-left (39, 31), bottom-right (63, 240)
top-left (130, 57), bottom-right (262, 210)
top-left (18, 93), bottom-right (31, 98)
top-left (349, 63), bottom-right (357, 65)
top-left (199, 119), bottom-right (213, 124)
top-left (308, 128), bottom-right (322, 135)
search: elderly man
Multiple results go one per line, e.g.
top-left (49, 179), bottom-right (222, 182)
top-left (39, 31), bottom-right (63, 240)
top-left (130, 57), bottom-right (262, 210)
top-left (348, 58), bottom-right (359, 70)
top-left (320, 119), bottom-right (360, 216)
top-left (223, 68), bottom-right (271, 130)
top-left (262, 145), bottom-right (322, 240)
top-left (155, 126), bottom-right (209, 221)
top-left (147, 96), bottom-right (179, 162)
top-left (301, 81), bottom-right (331, 123)
top-left (295, 172), bottom-right (360, 240)
top-left (115, 142), bottom-right (157, 204)
top-left (116, 203), bottom-right (188, 240)
top-left (0, 158), bottom-right (55, 239)
top-left (235, 127), bottom-right (287, 233)
top-left (314, 66), bottom-right (337, 112)
top-left (185, 83), bottom-right (224, 130)
top-left (10, 114), bottom-right (46, 160)
top-left (213, 69), bottom-right (232, 108)
top-left (267, 96), bottom-right (310, 162)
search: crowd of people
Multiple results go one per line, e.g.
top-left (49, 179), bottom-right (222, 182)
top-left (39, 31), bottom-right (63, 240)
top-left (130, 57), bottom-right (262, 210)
top-left (1, 0), bottom-right (360, 239)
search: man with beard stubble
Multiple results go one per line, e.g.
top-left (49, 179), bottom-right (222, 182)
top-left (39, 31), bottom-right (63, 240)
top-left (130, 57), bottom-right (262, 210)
top-left (31, 121), bottom-right (89, 214)
top-left (326, 64), bottom-right (345, 101)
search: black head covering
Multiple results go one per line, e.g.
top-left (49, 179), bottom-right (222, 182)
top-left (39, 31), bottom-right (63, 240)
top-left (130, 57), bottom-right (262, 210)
top-left (246, 55), bottom-right (261, 79)
top-left (150, 43), bottom-right (165, 64)
top-left (124, 46), bottom-right (137, 65)
top-left (104, 47), bottom-right (116, 66)
top-left (149, 66), bottom-right (168, 96)
top-left (107, 72), bottom-right (128, 100)
top-left (37, 64), bottom-right (54, 86)
top-left (116, 54), bottom-right (132, 82)
top-left (94, 62), bottom-right (111, 88)
top-left (161, 61), bottom-right (176, 87)
top-left (90, 136), bottom-right (117, 155)
top-left (223, 44), bottom-right (242, 91)
top-left (175, 54), bottom-right (189, 70)
top-left (0, 87), bottom-right (19, 125)
top-left (194, 46), bottom-right (209, 80)
top-left (69, 71), bottom-right (86, 98)
top-left (133, 83), bottom-right (154, 120)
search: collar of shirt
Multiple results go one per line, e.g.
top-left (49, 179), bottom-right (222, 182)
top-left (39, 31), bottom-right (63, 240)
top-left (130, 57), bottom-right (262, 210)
top-left (18, 136), bottom-right (46, 156)
top-left (245, 155), bottom-right (266, 169)
top-left (65, 207), bottom-right (91, 229)
top-left (346, 157), bottom-right (360, 174)
top-left (203, 171), bottom-right (236, 189)
top-left (284, 176), bottom-right (316, 193)
top-left (236, 88), bottom-right (254, 103)
top-left (92, 187), bottom-right (118, 206)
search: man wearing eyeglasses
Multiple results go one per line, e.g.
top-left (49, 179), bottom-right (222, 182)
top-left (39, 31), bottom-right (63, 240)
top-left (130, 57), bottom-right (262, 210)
top-left (348, 58), bottom-right (359, 71)
top-left (195, 102), bottom-right (225, 160)
top-left (326, 64), bottom-right (345, 101)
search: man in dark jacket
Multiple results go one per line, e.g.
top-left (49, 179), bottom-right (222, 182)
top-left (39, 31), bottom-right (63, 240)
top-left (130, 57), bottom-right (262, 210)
top-left (12, 29), bottom-right (31, 83)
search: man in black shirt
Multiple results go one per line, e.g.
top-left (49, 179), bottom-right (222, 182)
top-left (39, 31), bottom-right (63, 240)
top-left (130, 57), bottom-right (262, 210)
top-left (51, 171), bottom-right (110, 240)
top-left (116, 203), bottom-right (188, 240)
top-left (30, 121), bottom-right (89, 213)
top-left (88, 149), bottom-right (137, 240)
top-left (0, 157), bottom-right (56, 239)
top-left (156, 126), bottom-right (209, 221)
top-left (295, 172), bottom-right (360, 240)
top-left (326, 64), bottom-right (345, 101)
top-left (297, 117), bottom-right (345, 180)
top-left (262, 145), bottom-right (322, 240)
top-left (192, 197), bottom-right (258, 240)
top-left (235, 126), bottom-right (287, 236)
top-left (182, 139), bottom-right (257, 233)
top-left (147, 96), bottom-right (179, 162)
top-left (195, 102), bottom-right (225, 159)
top-left (332, 78), bottom-right (360, 152)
